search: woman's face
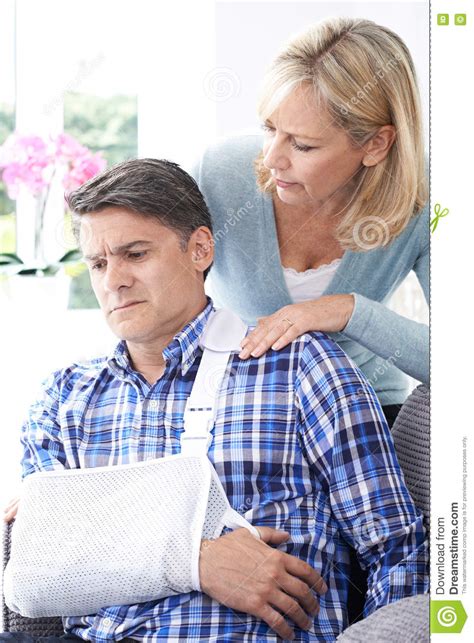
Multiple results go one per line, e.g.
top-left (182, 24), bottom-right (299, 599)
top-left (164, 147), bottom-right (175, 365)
top-left (262, 85), bottom-right (367, 209)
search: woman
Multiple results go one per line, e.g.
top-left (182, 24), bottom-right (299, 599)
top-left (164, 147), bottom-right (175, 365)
top-left (192, 17), bottom-right (428, 428)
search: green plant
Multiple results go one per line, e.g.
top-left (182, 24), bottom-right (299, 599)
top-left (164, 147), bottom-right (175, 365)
top-left (0, 248), bottom-right (82, 276)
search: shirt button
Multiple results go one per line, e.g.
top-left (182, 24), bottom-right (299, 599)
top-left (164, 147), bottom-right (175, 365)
top-left (149, 400), bottom-right (158, 409)
top-left (103, 617), bottom-right (112, 627)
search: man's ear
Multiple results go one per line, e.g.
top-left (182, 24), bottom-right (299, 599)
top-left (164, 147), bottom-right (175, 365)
top-left (190, 227), bottom-right (214, 274)
top-left (361, 125), bottom-right (396, 166)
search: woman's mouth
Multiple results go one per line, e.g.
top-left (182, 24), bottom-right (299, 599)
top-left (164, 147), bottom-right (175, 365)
top-left (274, 178), bottom-right (298, 189)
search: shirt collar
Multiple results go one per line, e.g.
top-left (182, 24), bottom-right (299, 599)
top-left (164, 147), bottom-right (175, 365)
top-left (107, 298), bottom-right (215, 379)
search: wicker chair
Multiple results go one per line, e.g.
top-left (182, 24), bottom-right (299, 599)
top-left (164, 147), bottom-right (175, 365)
top-left (337, 593), bottom-right (429, 642)
top-left (1, 520), bottom-right (63, 635)
top-left (1, 385), bottom-right (430, 639)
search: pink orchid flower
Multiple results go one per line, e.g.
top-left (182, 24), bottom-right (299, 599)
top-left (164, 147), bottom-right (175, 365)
top-left (0, 132), bottom-right (107, 199)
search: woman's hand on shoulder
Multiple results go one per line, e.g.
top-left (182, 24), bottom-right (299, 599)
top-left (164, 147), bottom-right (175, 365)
top-left (239, 295), bottom-right (355, 359)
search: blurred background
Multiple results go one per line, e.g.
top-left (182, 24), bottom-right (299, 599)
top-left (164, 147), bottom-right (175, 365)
top-left (0, 0), bottom-right (429, 506)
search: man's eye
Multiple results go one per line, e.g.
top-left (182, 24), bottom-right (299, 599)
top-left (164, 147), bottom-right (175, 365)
top-left (128, 251), bottom-right (147, 260)
top-left (91, 261), bottom-right (105, 271)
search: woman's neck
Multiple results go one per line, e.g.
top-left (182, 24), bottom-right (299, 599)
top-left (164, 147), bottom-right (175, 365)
top-left (272, 196), bottom-right (345, 272)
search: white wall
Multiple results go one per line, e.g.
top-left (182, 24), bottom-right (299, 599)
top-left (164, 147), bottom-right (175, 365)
top-left (0, 305), bottom-right (116, 508)
top-left (213, 1), bottom-right (429, 143)
top-left (137, 1), bottom-right (429, 164)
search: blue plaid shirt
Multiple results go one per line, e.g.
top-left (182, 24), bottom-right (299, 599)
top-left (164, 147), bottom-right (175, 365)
top-left (20, 300), bottom-right (428, 642)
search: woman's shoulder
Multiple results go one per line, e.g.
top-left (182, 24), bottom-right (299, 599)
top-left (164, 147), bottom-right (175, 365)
top-left (190, 134), bottom-right (264, 226)
top-left (339, 202), bottom-right (429, 290)
top-left (415, 201), bottom-right (430, 246)
top-left (191, 133), bottom-right (263, 187)
top-left (396, 201), bottom-right (429, 251)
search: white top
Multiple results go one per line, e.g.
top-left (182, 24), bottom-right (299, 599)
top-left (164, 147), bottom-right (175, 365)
top-left (283, 259), bottom-right (341, 304)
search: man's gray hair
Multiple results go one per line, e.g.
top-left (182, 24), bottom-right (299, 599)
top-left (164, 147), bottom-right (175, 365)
top-left (66, 157), bottom-right (213, 278)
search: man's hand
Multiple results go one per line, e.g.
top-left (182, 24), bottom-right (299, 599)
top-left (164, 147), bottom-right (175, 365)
top-left (199, 527), bottom-right (327, 641)
top-left (3, 496), bottom-right (20, 523)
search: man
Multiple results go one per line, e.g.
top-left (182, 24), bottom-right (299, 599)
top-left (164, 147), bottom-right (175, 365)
top-left (2, 159), bottom-right (427, 642)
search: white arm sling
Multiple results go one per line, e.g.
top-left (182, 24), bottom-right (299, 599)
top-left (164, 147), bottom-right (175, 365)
top-left (4, 308), bottom-right (259, 618)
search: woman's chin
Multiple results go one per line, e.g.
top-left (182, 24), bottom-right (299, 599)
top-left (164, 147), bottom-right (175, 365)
top-left (276, 185), bottom-right (308, 206)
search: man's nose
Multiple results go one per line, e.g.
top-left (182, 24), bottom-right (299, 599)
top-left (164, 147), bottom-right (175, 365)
top-left (263, 135), bottom-right (290, 172)
top-left (103, 260), bottom-right (132, 293)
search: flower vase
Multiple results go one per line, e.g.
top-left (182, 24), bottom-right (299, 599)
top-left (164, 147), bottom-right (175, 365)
top-left (1, 271), bottom-right (71, 313)
top-left (14, 188), bottom-right (45, 269)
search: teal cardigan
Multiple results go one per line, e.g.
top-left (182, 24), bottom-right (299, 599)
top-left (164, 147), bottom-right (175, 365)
top-left (191, 135), bottom-right (429, 405)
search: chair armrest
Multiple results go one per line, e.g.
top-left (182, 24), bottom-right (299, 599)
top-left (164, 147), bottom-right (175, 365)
top-left (337, 594), bottom-right (429, 642)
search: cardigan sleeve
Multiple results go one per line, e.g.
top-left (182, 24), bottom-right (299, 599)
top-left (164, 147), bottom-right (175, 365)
top-left (342, 221), bottom-right (429, 384)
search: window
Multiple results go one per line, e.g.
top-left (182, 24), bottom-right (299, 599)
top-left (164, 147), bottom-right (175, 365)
top-left (0, 0), bottom-right (16, 254)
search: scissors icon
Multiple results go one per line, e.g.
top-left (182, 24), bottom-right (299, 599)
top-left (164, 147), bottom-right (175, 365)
top-left (430, 203), bottom-right (449, 233)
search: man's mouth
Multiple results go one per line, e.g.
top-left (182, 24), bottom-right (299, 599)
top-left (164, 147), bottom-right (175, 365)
top-left (112, 301), bottom-right (145, 313)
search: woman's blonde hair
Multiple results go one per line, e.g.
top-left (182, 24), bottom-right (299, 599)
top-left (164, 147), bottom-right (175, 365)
top-left (255, 17), bottom-right (427, 250)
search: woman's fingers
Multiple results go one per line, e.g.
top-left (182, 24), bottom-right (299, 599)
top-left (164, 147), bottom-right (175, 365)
top-left (270, 327), bottom-right (298, 351)
top-left (240, 317), bottom-right (296, 359)
top-left (239, 297), bottom-right (356, 359)
top-left (240, 318), bottom-right (269, 348)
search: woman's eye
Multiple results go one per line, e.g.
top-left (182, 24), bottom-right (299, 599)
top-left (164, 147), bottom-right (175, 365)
top-left (291, 141), bottom-right (314, 153)
top-left (260, 123), bottom-right (275, 134)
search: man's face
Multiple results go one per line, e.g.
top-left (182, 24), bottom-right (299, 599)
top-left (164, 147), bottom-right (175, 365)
top-left (80, 207), bottom-right (211, 346)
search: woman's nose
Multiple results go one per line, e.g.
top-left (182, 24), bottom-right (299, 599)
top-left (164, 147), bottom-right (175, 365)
top-left (263, 136), bottom-right (290, 172)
